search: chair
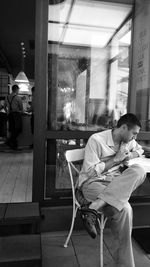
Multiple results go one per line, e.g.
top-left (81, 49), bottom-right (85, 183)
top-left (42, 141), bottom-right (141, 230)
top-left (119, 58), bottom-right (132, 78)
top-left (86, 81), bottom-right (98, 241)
top-left (63, 148), bottom-right (108, 267)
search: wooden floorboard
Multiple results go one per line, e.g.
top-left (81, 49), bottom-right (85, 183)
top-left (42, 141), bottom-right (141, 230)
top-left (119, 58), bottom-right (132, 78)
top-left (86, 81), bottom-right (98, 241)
top-left (0, 155), bottom-right (21, 203)
top-left (11, 154), bottom-right (29, 202)
top-left (25, 156), bottom-right (33, 202)
top-left (0, 154), bottom-right (13, 190)
top-left (0, 152), bottom-right (33, 203)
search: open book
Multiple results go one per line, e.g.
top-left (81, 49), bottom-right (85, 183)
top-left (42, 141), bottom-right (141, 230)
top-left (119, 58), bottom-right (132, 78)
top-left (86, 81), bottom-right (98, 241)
top-left (128, 157), bottom-right (150, 173)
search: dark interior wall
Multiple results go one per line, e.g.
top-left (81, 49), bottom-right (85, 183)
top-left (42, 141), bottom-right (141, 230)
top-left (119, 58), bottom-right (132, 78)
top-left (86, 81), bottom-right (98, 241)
top-left (0, 0), bottom-right (35, 79)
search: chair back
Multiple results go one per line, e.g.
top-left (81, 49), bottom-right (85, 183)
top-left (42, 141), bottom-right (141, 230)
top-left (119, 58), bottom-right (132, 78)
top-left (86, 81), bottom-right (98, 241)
top-left (65, 148), bottom-right (85, 207)
top-left (65, 148), bottom-right (85, 164)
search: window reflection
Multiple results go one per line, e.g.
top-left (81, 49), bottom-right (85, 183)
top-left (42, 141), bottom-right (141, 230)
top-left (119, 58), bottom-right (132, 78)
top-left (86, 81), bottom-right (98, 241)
top-left (48, 1), bottom-right (132, 131)
top-left (46, 1), bottom-right (150, 200)
top-left (45, 139), bottom-right (85, 198)
top-left (108, 20), bottom-right (131, 127)
top-left (55, 139), bottom-right (83, 189)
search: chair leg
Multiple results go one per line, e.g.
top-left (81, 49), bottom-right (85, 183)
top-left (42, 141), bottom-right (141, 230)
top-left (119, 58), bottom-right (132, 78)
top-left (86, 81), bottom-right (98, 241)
top-left (64, 205), bottom-right (79, 248)
top-left (97, 213), bottom-right (107, 267)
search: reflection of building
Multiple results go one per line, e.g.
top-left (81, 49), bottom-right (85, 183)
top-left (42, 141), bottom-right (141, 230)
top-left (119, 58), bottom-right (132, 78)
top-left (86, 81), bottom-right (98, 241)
top-left (52, 20), bottom-right (131, 130)
top-left (75, 70), bottom-right (87, 123)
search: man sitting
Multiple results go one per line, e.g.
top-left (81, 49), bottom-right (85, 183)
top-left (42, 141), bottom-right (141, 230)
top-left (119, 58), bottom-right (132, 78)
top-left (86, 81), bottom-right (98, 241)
top-left (78, 113), bottom-right (146, 267)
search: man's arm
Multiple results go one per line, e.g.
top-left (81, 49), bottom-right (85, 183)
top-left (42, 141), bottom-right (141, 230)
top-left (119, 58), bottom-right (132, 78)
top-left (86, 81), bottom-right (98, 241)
top-left (124, 139), bottom-right (144, 162)
top-left (84, 135), bottom-right (128, 177)
top-left (131, 139), bottom-right (144, 156)
top-left (101, 148), bottom-right (130, 172)
top-left (119, 140), bottom-right (144, 167)
top-left (84, 136), bottom-right (105, 177)
top-left (87, 138), bottom-right (144, 177)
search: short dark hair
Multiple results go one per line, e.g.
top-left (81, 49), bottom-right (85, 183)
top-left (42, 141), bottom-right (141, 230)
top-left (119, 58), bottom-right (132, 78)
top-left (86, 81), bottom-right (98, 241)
top-left (117, 113), bottom-right (141, 129)
top-left (12, 84), bottom-right (19, 92)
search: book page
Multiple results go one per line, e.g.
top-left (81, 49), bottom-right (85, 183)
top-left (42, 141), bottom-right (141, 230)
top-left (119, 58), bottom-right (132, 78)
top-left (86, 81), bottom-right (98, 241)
top-left (128, 157), bottom-right (150, 173)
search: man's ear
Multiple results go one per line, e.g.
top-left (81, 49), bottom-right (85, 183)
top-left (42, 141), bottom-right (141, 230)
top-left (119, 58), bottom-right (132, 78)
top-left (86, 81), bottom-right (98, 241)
top-left (121, 124), bottom-right (128, 131)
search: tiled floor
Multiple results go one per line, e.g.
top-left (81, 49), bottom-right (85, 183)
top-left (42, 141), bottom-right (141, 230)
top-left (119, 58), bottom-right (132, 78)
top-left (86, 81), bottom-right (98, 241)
top-left (41, 229), bottom-right (150, 267)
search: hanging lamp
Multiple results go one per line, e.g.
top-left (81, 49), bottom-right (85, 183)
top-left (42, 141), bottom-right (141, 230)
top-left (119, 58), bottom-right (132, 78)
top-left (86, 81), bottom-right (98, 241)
top-left (15, 70), bottom-right (29, 83)
top-left (15, 42), bottom-right (29, 83)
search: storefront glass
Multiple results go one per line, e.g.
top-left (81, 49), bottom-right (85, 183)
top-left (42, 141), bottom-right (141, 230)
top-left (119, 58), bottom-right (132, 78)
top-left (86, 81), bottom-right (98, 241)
top-left (45, 139), bottom-right (85, 198)
top-left (45, 1), bottom-right (150, 201)
top-left (47, 0), bottom-right (132, 131)
top-left (45, 0), bottom-right (134, 200)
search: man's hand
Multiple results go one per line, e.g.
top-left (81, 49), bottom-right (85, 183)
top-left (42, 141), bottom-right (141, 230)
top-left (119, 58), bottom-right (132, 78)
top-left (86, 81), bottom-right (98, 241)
top-left (114, 146), bottom-right (131, 164)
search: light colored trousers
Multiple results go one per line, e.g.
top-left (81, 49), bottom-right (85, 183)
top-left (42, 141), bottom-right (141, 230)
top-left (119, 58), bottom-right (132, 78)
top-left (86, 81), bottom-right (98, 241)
top-left (81, 164), bottom-right (146, 267)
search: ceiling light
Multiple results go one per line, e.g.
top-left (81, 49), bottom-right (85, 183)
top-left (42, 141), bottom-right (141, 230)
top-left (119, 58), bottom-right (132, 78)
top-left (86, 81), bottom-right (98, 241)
top-left (15, 71), bottom-right (29, 83)
top-left (15, 43), bottom-right (29, 84)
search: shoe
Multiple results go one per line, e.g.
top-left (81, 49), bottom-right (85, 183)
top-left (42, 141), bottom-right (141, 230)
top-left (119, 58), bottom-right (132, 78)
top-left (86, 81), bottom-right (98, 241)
top-left (80, 208), bottom-right (98, 239)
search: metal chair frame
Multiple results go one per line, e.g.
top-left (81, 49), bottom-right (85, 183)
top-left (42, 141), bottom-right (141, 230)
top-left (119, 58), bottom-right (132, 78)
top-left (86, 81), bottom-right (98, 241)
top-left (63, 148), bottom-right (107, 267)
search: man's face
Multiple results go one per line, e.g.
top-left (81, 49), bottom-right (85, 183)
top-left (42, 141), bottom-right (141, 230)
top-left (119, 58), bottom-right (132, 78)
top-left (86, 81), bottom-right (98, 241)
top-left (122, 124), bottom-right (140, 143)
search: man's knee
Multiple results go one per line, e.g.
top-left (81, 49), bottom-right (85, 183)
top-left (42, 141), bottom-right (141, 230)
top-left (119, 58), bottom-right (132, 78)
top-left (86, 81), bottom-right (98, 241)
top-left (123, 202), bottom-right (132, 216)
top-left (122, 203), bottom-right (133, 232)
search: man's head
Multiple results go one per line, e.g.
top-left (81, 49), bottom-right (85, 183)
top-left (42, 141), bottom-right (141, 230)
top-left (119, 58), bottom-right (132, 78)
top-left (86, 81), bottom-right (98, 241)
top-left (117, 113), bottom-right (141, 143)
top-left (12, 84), bottom-right (19, 93)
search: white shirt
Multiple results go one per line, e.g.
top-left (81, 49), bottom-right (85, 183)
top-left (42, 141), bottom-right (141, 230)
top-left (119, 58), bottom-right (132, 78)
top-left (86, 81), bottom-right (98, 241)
top-left (78, 129), bottom-right (144, 186)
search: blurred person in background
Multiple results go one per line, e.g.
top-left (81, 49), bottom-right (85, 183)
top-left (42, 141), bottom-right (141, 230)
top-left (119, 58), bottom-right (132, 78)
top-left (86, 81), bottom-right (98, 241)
top-left (0, 100), bottom-right (7, 140)
top-left (4, 84), bottom-right (23, 150)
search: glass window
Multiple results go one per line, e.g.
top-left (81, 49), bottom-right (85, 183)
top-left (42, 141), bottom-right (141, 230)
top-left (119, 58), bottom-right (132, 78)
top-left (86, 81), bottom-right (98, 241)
top-left (48, 0), bottom-right (132, 132)
top-left (46, 0), bottom-right (134, 200)
top-left (108, 20), bottom-right (131, 127)
top-left (45, 138), bottom-right (86, 199)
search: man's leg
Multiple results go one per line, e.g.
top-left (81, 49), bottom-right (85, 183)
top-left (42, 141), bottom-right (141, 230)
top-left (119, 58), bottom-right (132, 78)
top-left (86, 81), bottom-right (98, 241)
top-left (80, 165), bottom-right (146, 239)
top-left (7, 114), bottom-right (14, 148)
top-left (90, 164), bottom-right (146, 211)
top-left (109, 202), bottom-right (135, 267)
top-left (10, 124), bottom-right (18, 149)
top-left (82, 179), bottom-right (135, 266)
top-left (12, 112), bottom-right (22, 149)
top-left (81, 181), bottom-right (106, 238)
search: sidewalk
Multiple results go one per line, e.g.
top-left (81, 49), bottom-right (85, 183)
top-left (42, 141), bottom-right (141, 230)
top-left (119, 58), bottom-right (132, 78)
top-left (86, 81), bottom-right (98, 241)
top-left (41, 229), bottom-right (150, 267)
